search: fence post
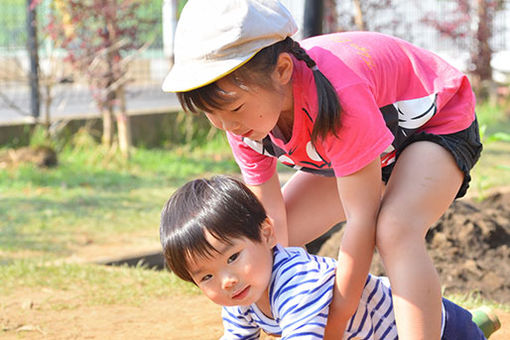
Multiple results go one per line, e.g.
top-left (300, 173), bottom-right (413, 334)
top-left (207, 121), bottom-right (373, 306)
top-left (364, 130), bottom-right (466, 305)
top-left (303, 0), bottom-right (323, 38)
top-left (162, 0), bottom-right (178, 64)
top-left (26, 0), bottom-right (40, 120)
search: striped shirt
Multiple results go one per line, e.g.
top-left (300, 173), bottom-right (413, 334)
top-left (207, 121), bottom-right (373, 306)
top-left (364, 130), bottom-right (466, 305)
top-left (221, 245), bottom-right (445, 339)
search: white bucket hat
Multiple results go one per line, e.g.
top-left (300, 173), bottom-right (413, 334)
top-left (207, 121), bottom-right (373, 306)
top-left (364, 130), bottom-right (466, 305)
top-left (161, 0), bottom-right (298, 93)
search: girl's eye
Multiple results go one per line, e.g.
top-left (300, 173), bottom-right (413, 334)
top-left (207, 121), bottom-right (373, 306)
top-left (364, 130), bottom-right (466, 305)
top-left (232, 104), bottom-right (244, 112)
top-left (227, 252), bottom-right (239, 264)
top-left (200, 274), bottom-right (212, 282)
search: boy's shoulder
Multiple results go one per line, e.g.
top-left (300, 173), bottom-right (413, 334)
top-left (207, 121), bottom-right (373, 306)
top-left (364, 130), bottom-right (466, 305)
top-left (272, 244), bottom-right (336, 273)
top-left (269, 244), bottom-right (336, 298)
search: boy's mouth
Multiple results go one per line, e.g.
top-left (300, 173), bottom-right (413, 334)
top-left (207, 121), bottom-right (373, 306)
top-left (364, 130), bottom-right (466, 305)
top-left (232, 286), bottom-right (250, 300)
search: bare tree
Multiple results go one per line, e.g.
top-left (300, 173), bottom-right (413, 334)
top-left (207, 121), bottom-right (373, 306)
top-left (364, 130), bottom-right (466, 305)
top-left (39, 0), bottom-right (156, 159)
top-left (335, 0), bottom-right (410, 39)
top-left (421, 0), bottom-right (506, 97)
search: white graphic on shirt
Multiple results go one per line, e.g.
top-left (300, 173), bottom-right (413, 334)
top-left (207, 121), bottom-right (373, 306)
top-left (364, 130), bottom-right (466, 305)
top-left (278, 155), bottom-right (295, 165)
top-left (243, 138), bottom-right (272, 156)
top-left (394, 93), bottom-right (437, 129)
top-left (306, 141), bottom-right (322, 162)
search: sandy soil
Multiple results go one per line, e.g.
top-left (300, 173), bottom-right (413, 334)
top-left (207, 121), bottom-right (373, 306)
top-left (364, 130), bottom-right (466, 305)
top-left (0, 288), bottom-right (508, 339)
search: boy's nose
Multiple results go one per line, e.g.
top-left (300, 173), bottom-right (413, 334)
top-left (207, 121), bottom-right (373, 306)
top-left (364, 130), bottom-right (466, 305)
top-left (221, 274), bottom-right (238, 290)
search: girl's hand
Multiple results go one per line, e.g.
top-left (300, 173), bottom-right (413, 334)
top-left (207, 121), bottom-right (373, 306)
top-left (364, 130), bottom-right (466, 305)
top-left (325, 157), bottom-right (382, 337)
top-left (248, 172), bottom-right (289, 246)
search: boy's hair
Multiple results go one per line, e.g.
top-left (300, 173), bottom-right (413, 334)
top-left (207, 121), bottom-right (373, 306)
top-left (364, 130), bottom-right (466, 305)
top-left (159, 175), bottom-right (267, 283)
top-left (177, 37), bottom-right (342, 143)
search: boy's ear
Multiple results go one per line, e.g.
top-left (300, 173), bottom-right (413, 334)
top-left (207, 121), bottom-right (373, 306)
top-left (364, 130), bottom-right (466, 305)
top-left (273, 52), bottom-right (293, 86)
top-left (260, 217), bottom-right (277, 247)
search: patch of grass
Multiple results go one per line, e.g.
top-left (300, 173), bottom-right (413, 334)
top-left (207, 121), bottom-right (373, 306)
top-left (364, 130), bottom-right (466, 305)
top-left (445, 291), bottom-right (510, 313)
top-left (0, 259), bottom-right (199, 306)
top-left (471, 102), bottom-right (510, 198)
top-left (476, 102), bottom-right (510, 135)
top-left (0, 134), bottom-right (239, 260)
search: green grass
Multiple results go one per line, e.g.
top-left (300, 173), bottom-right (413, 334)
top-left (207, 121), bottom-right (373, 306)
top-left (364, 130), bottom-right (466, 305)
top-left (0, 133), bottom-right (239, 261)
top-left (0, 259), bottom-right (200, 306)
top-left (446, 291), bottom-right (510, 313)
top-left (0, 131), bottom-right (236, 306)
top-left (471, 103), bottom-right (510, 197)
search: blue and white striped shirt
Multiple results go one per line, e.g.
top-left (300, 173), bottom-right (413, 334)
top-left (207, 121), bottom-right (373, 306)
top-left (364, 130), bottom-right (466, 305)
top-left (221, 244), bottom-right (444, 339)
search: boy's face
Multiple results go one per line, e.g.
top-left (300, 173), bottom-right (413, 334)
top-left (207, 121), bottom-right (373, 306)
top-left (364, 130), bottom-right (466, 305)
top-left (187, 221), bottom-right (276, 307)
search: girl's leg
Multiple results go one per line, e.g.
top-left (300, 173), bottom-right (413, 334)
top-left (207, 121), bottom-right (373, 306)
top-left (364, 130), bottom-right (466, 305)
top-left (376, 141), bottom-right (464, 340)
top-left (282, 171), bottom-right (346, 246)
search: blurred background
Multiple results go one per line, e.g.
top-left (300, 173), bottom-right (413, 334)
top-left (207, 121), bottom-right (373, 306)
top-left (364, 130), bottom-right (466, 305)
top-left (0, 0), bottom-right (508, 140)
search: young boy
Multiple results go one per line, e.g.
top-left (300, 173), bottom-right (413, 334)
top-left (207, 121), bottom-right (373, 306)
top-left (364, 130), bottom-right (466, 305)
top-left (159, 175), bottom-right (494, 339)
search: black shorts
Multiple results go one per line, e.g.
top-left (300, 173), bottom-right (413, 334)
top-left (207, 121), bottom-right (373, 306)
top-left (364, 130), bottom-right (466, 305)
top-left (381, 119), bottom-right (483, 199)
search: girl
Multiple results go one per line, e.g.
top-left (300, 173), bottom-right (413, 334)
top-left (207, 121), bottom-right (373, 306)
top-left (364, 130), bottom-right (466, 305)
top-left (162, 1), bottom-right (483, 339)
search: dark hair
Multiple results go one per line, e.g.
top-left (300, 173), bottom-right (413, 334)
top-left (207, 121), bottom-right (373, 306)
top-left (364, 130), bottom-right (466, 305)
top-left (159, 175), bottom-right (267, 283)
top-left (177, 37), bottom-right (342, 143)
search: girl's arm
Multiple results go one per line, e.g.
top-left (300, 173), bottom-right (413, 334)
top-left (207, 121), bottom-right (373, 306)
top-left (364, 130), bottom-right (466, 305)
top-left (324, 157), bottom-right (382, 339)
top-left (248, 171), bottom-right (289, 246)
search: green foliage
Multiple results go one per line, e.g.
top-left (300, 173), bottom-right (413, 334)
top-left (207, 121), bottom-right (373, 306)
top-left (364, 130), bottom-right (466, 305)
top-left (0, 135), bottom-right (238, 260)
top-left (471, 102), bottom-right (510, 200)
top-left (476, 101), bottom-right (510, 134)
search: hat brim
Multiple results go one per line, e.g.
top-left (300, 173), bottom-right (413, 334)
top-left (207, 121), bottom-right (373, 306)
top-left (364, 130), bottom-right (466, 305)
top-left (161, 51), bottom-right (258, 93)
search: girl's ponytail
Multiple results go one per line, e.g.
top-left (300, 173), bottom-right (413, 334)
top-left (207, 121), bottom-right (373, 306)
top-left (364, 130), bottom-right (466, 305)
top-left (288, 39), bottom-right (342, 143)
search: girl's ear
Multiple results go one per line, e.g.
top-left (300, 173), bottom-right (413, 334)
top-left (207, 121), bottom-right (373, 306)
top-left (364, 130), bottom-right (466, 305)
top-left (272, 52), bottom-right (294, 86)
top-left (260, 217), bottom-right (277, 248)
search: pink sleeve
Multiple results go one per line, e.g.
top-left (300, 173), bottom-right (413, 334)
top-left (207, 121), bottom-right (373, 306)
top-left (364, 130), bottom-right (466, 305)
top-left (226, 132), bottom-right (277, 185)
top-left (325, 84), bottom-right (394, 177)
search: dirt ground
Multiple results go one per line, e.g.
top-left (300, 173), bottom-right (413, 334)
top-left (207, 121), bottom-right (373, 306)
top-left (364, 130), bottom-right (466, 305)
top-left (319, 188), bottom-right (510, 305)
top-left (1, 287), bottom-right (508, 340)
top-left (1, 190), bottom-right (509, 339)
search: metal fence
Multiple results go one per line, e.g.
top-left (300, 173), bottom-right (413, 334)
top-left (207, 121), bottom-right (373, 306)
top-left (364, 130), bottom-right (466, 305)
top-left (0, 0), bottom-right (508, 126)
top-left (0, 0), bottom-right (171, 125)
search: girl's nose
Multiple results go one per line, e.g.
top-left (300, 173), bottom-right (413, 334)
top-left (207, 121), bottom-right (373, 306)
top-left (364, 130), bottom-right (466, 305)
top-left (205, 112), bottom-right (240, 133)
top-left (220, 118), bottom-right (240, 133)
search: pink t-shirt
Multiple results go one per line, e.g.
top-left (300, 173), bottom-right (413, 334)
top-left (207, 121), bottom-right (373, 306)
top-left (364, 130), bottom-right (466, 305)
top-left (228, 32), bottom-right (476, 185)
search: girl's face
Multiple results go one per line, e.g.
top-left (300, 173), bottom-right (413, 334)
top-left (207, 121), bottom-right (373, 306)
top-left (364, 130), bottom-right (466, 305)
top-left (204, 54), bottom-right (294, 141)
top-left (187, 221), bottom-right (276, 307)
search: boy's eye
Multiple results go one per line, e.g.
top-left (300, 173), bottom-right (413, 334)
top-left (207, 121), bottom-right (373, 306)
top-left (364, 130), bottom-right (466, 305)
top-left (200, 274), bottom-right (212, 282)
top-left (227, 252), bottom-right (239, 264)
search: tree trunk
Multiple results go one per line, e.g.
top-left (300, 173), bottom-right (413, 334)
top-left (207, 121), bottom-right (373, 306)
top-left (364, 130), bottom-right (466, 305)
top-left (471, 0), bottom-right (493, 97)
top-left (43, 81), bottom-right (52, 139)
top-left (353, 0), bottom-right (366, 31)
top-left (116, 86), bottom-right (132, 159)
top-left (102, 106), bottom-right (114, 147)
top-left (324, 0), bottom-right (338, 33)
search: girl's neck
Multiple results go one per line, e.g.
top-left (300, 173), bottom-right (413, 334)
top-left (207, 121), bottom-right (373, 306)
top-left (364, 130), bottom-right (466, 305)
top-left (276, 109), bottom-right (294, 142)
top-left (274, 81), bottom-right (295, 142)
